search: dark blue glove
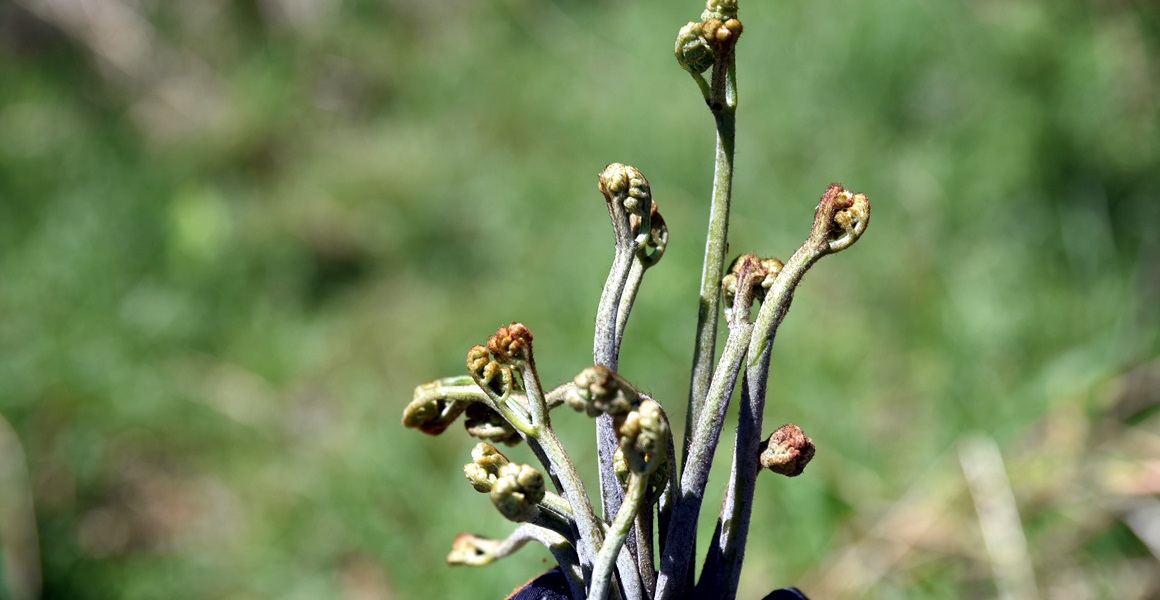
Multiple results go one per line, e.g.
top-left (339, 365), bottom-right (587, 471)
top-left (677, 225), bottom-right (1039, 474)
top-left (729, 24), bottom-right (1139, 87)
top-left (506, 567), bottom-right (810, 600)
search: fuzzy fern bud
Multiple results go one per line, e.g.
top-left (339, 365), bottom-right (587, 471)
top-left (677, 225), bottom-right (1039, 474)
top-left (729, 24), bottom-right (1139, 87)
top-left (402, 377), bottom-right (487, 437)
top-left (403, 385), bottom-right (462, 436)
top-left (759, 423), bottom-right (815, 477)
top-left (467, 345), bottom-right (516, 401)
top-left (758, 257), bottom-right (784, 293)
top-left (599, 163), bottom-right (652, 222)
top-left (722, 254), bottom-right (783, 322)
top-left (616, 398), bottom-right (668, 474)
top-left (702, 0), bottom-right (738, 21)
top-left (490, 462), bottom-right (546, 522)
top-left (564, 365), bottom-right (640, 417)
top-left (675, 22), bottom-right (714, 74)
top-left (446, 533), bottom-right (499, 567)
top-left (813, 183), bottom-right (871, 255)
top-left (464, 442), bottom-right (511, 493)
top-left (487, 323), bottom-right (533, 366)
top-left (701, 17), bottom-right (743, 50)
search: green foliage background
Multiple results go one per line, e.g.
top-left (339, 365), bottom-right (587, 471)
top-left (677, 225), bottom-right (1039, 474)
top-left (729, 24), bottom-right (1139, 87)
top-left (1, 0), bottom-right (1157, 598)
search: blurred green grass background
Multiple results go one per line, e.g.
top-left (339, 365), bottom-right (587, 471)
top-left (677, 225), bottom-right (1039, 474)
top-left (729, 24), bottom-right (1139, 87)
top-left (1, 0), bottom-right (1158, 598)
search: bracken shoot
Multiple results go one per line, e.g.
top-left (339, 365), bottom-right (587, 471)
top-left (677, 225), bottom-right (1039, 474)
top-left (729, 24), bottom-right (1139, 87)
top-left (401, 1), bottom-right (871, 598)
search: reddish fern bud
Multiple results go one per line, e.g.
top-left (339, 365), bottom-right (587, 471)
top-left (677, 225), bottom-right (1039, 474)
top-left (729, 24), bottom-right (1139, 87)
top-left (760, 424), bottom-right (815, 477)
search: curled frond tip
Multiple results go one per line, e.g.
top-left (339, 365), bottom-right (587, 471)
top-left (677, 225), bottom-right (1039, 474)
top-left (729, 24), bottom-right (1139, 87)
top-left (616, 398), bottom-right (669, 474)
top-left (816, 183), bottom-right (870, 254)
top-left (487, 323), bottom-right (534, 365)
top-left (564, 365), bottom-right (640, 417)
top-left (490, 462), bottom-right (546, 522)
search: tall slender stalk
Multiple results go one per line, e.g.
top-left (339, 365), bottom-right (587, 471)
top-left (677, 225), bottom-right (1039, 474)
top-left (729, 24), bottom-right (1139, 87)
top-left (700, 342), bottom-right (771, 599)
top-left (684, 53), bottom-right (737, 463)
top-left (591, 472), bottom-right (648, 600)
top-left (656, 321), bottom-right (750, 600)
